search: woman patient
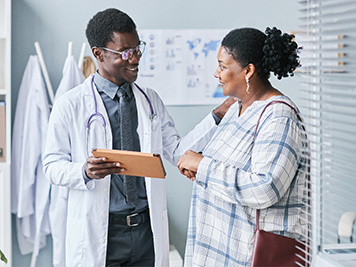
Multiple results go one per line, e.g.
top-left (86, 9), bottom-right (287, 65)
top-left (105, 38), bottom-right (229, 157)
top-left (178, 27), bottom-right (308, 266)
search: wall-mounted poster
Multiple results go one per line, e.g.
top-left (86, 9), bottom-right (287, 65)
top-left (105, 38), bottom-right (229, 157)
top-left (137, 29), bottom-right (229, 105)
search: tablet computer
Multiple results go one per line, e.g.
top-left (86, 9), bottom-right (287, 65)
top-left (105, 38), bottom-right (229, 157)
top-left (92, 148), bottom-right (166, 178)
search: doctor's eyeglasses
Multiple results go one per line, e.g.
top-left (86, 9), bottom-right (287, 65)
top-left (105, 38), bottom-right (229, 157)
top-left (101, 41), bottom-right (146, 61)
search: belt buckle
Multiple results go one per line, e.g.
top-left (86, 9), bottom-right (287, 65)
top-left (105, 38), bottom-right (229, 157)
top-left (126, 213), bottom-right (139, 227)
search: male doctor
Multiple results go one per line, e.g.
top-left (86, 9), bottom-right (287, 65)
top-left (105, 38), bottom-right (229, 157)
top-left (43, 8), bottom-right (234, 267)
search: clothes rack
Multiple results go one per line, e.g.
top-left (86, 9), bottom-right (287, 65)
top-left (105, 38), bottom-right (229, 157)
top-left (34, 42), bottom-right (54, 105)
top-left (78, 42), bottom-right (86, 70)
top-left (68, 41), bottom-right (73, 57)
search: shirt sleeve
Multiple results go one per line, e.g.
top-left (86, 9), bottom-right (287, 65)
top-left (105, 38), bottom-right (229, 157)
top-left (211, 110), bottom-right (222, 125)
top-left (82, 163), bottom-right (92, 184)
top-left (195, 115), bottom-right (302, 209)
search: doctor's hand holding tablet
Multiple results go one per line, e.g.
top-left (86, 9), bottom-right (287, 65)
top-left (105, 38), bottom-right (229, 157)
top-left (85, 156), bottom-right (124, 180)
top-left (90, 148), bottom-right (167, 179)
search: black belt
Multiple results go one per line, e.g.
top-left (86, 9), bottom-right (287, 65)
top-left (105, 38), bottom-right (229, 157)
top-left (110, 209), bottom-right (149, 227)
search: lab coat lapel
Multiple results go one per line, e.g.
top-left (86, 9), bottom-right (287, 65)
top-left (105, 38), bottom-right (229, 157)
top-left (132, 83), bottom-right (152, 154)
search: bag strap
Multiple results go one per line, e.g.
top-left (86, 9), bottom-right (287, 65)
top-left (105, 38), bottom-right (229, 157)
top-left (252, 100), bottom-right (302, 231)
top-left (252, 100), bottom-right (301, 148)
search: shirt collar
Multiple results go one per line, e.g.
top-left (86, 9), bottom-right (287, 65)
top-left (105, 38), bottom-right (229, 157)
top-left (94, 72), bottom-right (133, 100)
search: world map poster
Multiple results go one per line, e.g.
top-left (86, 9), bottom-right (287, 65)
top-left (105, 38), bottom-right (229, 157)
top-left (136, 29), bottom-right (230, 105)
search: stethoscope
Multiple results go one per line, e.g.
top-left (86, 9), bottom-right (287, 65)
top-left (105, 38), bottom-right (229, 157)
top-left (86, 75), bottom-right (156, 155)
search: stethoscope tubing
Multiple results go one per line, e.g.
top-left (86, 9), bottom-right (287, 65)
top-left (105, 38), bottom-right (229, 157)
top-left (86, 75), bottom-right (156, 155)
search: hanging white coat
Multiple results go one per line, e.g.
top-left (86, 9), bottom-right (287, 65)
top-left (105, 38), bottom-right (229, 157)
top-left (43, 74), bottom-right (218, 267)
top-left (50, 54), bottom-right (85, 267)
top-left (11, 55), bottom-right (51, 255)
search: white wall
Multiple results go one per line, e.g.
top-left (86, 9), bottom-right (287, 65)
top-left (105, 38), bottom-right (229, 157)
top-left (11, 0), bottom-right (301, 265)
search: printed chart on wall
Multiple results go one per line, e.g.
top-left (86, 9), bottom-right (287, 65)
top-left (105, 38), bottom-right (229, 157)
top-left (137, 29), bottom-right (230, 105)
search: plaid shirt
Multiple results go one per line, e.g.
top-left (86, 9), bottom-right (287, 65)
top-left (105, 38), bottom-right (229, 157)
top-left (184, 96), bottom-right (307, 267)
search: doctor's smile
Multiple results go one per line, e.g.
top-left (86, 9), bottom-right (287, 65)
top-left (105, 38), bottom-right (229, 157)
top-left (127, 65), bottom-right (139, 72)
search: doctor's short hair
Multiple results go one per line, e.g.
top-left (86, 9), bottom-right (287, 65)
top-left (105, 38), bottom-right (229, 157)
top-left (222, 27), bottom-right (301, 80)
top-left (86, 8), bottom-right (136, 48)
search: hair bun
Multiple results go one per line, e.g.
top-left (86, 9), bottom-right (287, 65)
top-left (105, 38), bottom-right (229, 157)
top-left (262, 27), bottom-right (301, 79)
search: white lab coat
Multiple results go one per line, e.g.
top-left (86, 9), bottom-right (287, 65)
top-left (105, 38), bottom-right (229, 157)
top-left (43, 75), bottom-right (218, 267)
top-left (50, 55), bottom-right (85, 267)
top-left (55, 55), bottom-right (85, 100)
top-left (11, 55), bottom-right (51, 255)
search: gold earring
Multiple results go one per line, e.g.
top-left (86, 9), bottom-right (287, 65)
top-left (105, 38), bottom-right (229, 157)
top-left (245, 77), bottom-right (250, 94)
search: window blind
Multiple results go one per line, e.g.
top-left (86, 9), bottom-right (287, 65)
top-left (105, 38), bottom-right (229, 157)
top-left (297, 0), bottom-right (356, 266)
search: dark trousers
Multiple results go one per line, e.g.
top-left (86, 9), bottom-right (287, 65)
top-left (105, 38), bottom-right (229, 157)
top-left (106, 212), bottom-right (155, 267)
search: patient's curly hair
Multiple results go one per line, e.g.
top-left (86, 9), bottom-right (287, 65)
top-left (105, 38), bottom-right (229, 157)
top-left (221, 27), bottom-right (301, 80)
top-left (86, 8), bottom-right (136, 48)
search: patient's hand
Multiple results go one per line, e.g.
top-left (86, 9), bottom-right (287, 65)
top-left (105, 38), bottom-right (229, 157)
top-left (177, 150), bottom-right (204, 181)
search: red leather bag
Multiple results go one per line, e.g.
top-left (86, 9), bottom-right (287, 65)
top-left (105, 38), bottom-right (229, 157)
top-left (250, 210), bottom-right (306, 267)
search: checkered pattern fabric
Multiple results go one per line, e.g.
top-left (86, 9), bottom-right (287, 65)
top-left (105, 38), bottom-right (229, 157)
top-left (184, 96), bottom-right (308, 267)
